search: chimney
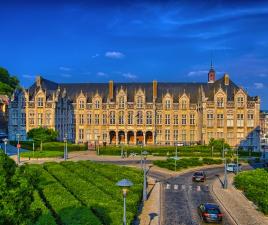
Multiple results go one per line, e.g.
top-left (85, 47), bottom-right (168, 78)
top-left (36, 75), bottom-right (42, 87)
top-left (109, 80), bottom-right (114, 100)
top-left (153, 80), bottom-right (157, 100)
top-left (224, 73), bottom-right (229, 86)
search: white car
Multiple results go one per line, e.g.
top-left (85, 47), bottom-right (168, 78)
top-left (226, 163), bottom-right (242, 172)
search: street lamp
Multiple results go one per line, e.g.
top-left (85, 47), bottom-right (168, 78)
top-left (116, 179), bottom-right (133, 225)
top-left (120, 134), bottom-right (124, 158)
top-left (142, 150), bottom-right (148, 201)
top-left (63, 133), bottom-right (68, 160)
top-left (236, 147), bottom-right (239, 174)
top-left (223, 148), bottom-right (228, 189)
top-left (16, 134), bottom-right (20, 164)
top-left (3, 138), bottom-right (8, 154)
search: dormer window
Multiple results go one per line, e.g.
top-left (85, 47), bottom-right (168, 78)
top-left (119, 96), bottom-right (125, 108)
top-left (137, 96), bottom-right (143, 108)
top-left (79, 100), bottom-right (85, 109)
top-left (95, 100), bottom-right (100, 109)
top-left (37, 97), bottom-right (44, 107)
top-left (237, 97), bottom-right (244, 107)
top-left (165, 99), bottom-right (171, 109)
top-left (217, 97), bottom-right (224, 108)
top-left (181, 100), bottom-right (187, 109)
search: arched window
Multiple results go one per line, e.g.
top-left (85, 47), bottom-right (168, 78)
top-left (137, 111), bottom-right (143, 125)
top-left (146, 111), bottom-right (152, 125)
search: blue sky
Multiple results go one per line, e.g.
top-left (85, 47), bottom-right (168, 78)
top-left (1, 0), bottom-right (268, 108)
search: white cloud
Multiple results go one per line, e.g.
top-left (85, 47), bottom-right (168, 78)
top-left (59, 66), bottom-right (71, 71)
top-left (122, 73), bottom-right (137, 80)
top-left (187, 70), bottom-right (207, 77)
top-left (254, 82), bottom-right (264, 89)
top-left (61, 73), bottom-right (72, 78)
top-left (22, 74), bottom-right (35, 79)
top-left (97, 72), bottom-right (108, 77)
top-left (105, 51), bottom-right (125, 59)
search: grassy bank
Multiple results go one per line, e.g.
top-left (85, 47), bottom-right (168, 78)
top-left (153, 157), bottom-right (223, 171)
top-left (234, 169), bottom-right (268, 214)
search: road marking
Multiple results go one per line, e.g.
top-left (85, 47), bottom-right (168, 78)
top-left (174, 184), bottom-right (178, 190)
top-left (181, 184), bottom-right (186, 190)
top-left (166, 184), bottom-right (170, 189)
top-left (197, 185), bottom-right (201, 192)
top-left (188, 185), bottom-right (192, 191)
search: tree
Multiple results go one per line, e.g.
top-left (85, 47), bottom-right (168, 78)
top-left (0, 67), bottom-right (20, 96)
top-left (27, 127), bottom-right (58, 150)
top-left (208, 138), bottom-right (231, 155)
top-left (0, 152), bottom-right (40, 225)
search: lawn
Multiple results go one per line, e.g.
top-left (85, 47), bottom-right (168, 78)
top-left (153, 157), bottom-right (223, 171)
top-left (234, 169), bottom-right (268, 214)
top-left (29, 161), bottom-right (143, 225)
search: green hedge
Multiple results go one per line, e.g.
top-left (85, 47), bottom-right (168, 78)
top-left (234, 169), bottom-right (268, 214)
top-left (153, 157), bottom-right (222, 171)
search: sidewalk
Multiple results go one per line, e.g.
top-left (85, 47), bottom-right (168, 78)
top-left (212, 174), bottom-right (268, 225)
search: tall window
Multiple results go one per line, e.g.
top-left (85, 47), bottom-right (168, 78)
top-left (190, 114), bottom-right (195, 125)
top-left (247, 113), bottom-right (254, 127)
top-left (207, 113), bottom-right (214, 127)
top-left (37, 97), bottom-right (44, 107)
top-left (227, 113), bottom-right (234, 127)
top-left (79, 129), bottom-right (84, 141)
top-left (137, 111), bottom-right (143, 125)
top-left (190, 130), bottom-right (195, 142)
top-left (174, 130), bottom-right (178, 141)
top-left (237, 97), bottom-right (244, 107)
top-left (102, 114), bottom-right (107, 125)
top-left (208, 132), bottom-right (214, 140)
top-left (237, 114), bottom-right (244, 127)
top-left (137, 96), bottom-right (143, 108)
top-left (46, 113), bottom-right (51, 125)
top-left (156, 130), bottom-right (162, 144)
top-left (165, 130), bottom-right (170, 141)
top-left (181, 100), bottom-right (187, 109)
top-left (95, 100), bottom-right (100, 109)
top-left (174, 114), bottom-right (178, 125)
top-left (21, 113), bottom-right (26, 126)
top-left (217, 132), bottom-right (224, 139)
top-left (79, 114), bottom-right (84, 125)
top-left (128, 111), bottom-right (133, 125)
top-left (119, 97), bottom-right (125, 108)
top-left (38, 113), bottom-right (43, 126)
top-left (217, 97), bottom-right (224, 108)
top-left (87, 113), bottom-right (92, 125)
top-left (217, 114), bottom-right (224, 127)
top-left (237, 132), bottom-right (244, 140)
top-left (156, 113), bottom-right (162, 125)
top-left (110, 111), bottom-right (115, 124)
top-left (79, 100), bottom-right (85, 109)
top-left (165, 99), bottom-right (171, 109)
top-left (119, 111), bottom-right (124, 125)
top-left (29, 112), bottom-right (35, 125)
top-left (95, 114), bottom-right (99, 125)
top-left (165, 114), bottom-right (170, 125)
top-left (182, 114), bottom-right (187, 125)
top-left (146, 111), bottom-right (152, 125)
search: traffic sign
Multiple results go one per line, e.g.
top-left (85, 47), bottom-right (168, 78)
top-left (17, 144), bottom-right (21, 149)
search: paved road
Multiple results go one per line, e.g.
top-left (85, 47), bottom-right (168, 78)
top-left (149, 167), bottom-right (235, 225)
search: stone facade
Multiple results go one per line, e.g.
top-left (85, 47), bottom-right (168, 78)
top-left (0, 95), bottom-right (9, 134)
top-left (8, 68), bottom-right (261, 151)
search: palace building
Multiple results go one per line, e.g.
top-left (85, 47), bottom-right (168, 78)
top-left (8, 66), bottom-right (261, 151)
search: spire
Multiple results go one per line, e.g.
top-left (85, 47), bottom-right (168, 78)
top-left (208, 58), bottom-right (216, 83)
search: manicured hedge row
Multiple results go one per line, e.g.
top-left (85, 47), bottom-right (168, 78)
top-left (234, 169), bottom-right (268, 214)
top-left (28, 165), bottom-right (102, 225)
top-left (153, 157), bottom-right (222, 171)
top-left (30, 191), bottom-right (57, 225)
top-left (43, 162), bottom-right (126, 225)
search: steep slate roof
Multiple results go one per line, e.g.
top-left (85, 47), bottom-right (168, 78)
top-left (26, 75), bottom-right (256, 103)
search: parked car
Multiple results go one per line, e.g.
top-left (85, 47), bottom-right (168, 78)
top-left (192, 171), bottom-right (206, 182)
top-left (226, 163), bottom-right (242, 173)
top-left (198, 203), bottom-right (223, 223)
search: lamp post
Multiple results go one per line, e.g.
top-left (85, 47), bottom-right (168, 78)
top-left (223, 148), bottom-right (228, 189)
top-left (120, 134), bottom-right (124, 158)
top-left (63, 133), bottom-right (68, 160)
top-left (116, 179), bottom-right (133, 225)
top-left (236, 147), bottom-right (239, 174)
top-left (142, 150), bottom-right (148, 201)
top-left (16, 134), bottom-right (20, 164)
top-left (97, 135), bottom-right (100, 155)
top-left (3, 138), bottom-right (8, 154)
top-left (140, 143), bottom-right (143, 168)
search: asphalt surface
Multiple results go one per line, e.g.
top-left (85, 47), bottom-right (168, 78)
top-left (148, 167), bottom-right (234, 225)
